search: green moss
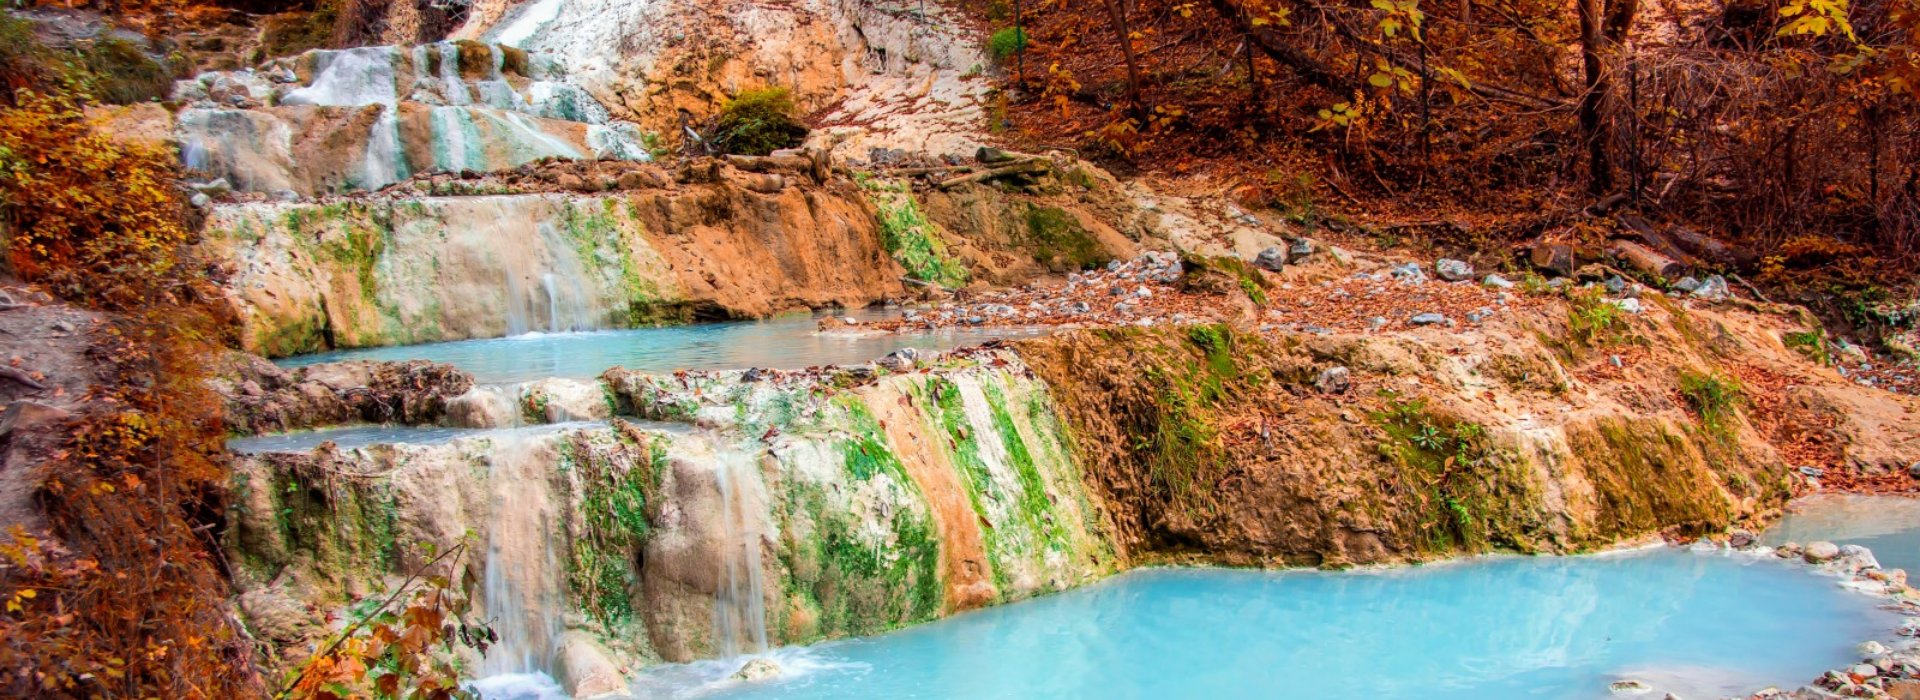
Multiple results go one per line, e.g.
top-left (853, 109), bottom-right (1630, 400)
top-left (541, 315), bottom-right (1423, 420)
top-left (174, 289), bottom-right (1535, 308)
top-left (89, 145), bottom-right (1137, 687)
top-left (1568, 417), bottom-right (1734, 541)
top-left (860, 177), bottom-right (970, 288)
top-left (1783, 328), bottom-right (1833, 365)
top-left (564, 434), bottom-right (663, 631)
top-left (1021, 206), bottom-right (1109, 271)
top-left (1367, 394), bottom-right (1549, 554)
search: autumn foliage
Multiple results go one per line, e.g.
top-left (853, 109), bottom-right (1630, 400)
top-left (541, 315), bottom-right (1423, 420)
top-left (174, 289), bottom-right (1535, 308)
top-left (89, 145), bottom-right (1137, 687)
top-left (980, 0), bottom-right (1920, 294)
top-left (0, 91), bottom-right (261, 697)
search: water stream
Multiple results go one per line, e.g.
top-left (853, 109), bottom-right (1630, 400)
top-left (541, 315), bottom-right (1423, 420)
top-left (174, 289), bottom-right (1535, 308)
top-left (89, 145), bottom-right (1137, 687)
top-left (631, 548), bottom-right (1893, 700)
top-left (275, 311), bottom-right (1042, 384)
top-left (480, 435), bottom-right (568, 681)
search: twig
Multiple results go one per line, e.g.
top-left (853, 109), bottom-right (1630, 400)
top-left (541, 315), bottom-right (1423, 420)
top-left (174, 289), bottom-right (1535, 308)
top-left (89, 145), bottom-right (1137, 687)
top-left (275, 542), bottom-right (468, 698)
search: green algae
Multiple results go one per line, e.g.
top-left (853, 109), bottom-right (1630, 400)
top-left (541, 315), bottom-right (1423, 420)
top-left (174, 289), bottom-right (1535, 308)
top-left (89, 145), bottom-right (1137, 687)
top-left (859, 176), bottom-right (970, 288)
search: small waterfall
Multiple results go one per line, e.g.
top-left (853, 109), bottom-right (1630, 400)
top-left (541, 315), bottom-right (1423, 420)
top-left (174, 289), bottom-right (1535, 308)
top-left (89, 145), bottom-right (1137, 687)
top-left (710, 448), bottom-right (770, 657)
top-left (480, 435), bottom-right (566, 678)
top-left (530, 222), bottom-right (604, 333)
top-left (437, 42), bottom-right (472, 106)
top-left (357, 107), bottom-right (406, 191)
top-left (282, 46), bottom-right (400, 107)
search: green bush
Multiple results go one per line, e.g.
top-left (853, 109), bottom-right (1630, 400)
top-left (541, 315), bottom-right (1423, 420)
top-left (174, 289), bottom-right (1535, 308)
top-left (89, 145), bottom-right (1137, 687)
top-left (1678, 370), bottom-right (1745, 438)
top-left (988, 27), bottom-right (1029, 63)
top-left (710, 86), bottom-right (808, 156)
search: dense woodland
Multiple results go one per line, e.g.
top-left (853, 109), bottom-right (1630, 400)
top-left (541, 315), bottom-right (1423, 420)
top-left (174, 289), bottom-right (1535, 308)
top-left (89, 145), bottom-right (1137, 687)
top-left (965, 0), bottom-right (1920, 334)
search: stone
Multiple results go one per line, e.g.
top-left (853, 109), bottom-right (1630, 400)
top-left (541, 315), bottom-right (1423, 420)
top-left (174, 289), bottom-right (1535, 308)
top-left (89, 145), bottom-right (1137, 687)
top-left (1728, 528), bottom-right (1757, 548)
top-left (1608, 298), bottom-right (1644, 314)
top-left (1691, 274), bottom-right (1730, 300)
top-left (1410, 312), bottom-right (1449, 326)
top-left (1466, 308), bottom-right (1494, 324)
top-left (190, 178), bottom-right (233, 196)
top-left (1673, 276), bottom-right (1702, 292)
top-left (1070, 302), bottom-right (1091, 314)
top-left (49, 319), bottom-right (75, 334)
top-left (1610, 679), bottom-right (1653, 695)
top-left (1368, 316), bottom-right (1388, 330)
top-left (190, 192), bottom-right (212, 209)
top-left (876, 348), bottom-right (919, 372)
top-left (1838, 544), bottom-right (1881, 571)
top-left (1253, 246), bottom-right (1288, 272)
top-left (1314, 366), bottom-right (1351, 394)
top-left (1604, 275), bottom-right (1628, 295)
top-left (557, 631), bottom-right (628, 698)
top-left (731, 657), bottom-right (782, 682)
top-left (1862, 641), bottom-right (1891, 657)
top-left (1483, 274), bottom-right (1515, 289)
top-left (1908, 461), bottom-right (1920, 479)
top-left (1289, 238), bottom-right (1315, 259)
top-left (1390, 262), bottom-right (1428, 284)
top-left (1853, 664), bottom-right (1880, 679)
top-left (1805, 541), bottom-right (1842, 563)
top-left (1435, 258), bottom-right (1474, 281)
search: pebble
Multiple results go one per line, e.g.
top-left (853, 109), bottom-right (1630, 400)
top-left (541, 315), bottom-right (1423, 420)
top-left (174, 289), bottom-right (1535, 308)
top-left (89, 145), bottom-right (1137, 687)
top-left (1608, 298), bottom-right (1643, 314)
top-left (1435, 258), bottom-right (1474, 282)
top-left (1410, 312), bottom-right (1449, 326)
top-left (1483, 274), bottom-right (1515, 289)
top-left (1673, 276), bottom-right (1702, 293)
top-left (1861, 641), bottom-right (1890, 657)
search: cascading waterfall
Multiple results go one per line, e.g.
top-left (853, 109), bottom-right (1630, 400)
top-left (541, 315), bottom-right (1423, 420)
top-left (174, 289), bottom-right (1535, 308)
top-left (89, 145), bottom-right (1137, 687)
top-left (281, 46), bottom-right (400, 107)
top-left (479, 435), bottom-right (567, 679)
top-left (709, 445), bottom-right (770, 657)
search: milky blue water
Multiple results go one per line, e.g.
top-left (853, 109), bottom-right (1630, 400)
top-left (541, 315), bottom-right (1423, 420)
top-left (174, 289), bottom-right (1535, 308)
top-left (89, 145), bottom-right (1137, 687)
top-left (1765, 494), bottom-right (1920, 574)
top-left (642, 549), bottom-right (1892, 700)
top-left (275, 311), bottom-right (1036, 385)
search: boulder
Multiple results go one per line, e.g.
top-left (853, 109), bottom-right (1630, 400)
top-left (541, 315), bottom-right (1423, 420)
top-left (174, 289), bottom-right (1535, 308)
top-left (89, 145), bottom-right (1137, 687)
top-left (1804, 541), bottom-right (1842, 564)
top-left (731, 657), bottom-right (782, 682)
top-left (1690, 275), bottom-right (1730, 300)
top-left (1253, 247), bottom-right (1287, 272)
top-left (1314, 366), bottom-right (1351, 394)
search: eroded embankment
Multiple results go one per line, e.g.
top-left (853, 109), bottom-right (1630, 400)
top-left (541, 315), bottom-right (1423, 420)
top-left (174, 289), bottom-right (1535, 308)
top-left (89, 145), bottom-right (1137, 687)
top-left (1017, 297), bottom-right (1920, 568)
top-left (221, 289), bottom-right (1920, 694)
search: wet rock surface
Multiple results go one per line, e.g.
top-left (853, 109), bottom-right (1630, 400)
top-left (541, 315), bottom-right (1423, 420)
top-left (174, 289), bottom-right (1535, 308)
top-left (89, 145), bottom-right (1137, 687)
top-left (217, 355), bottom-right (473, 434)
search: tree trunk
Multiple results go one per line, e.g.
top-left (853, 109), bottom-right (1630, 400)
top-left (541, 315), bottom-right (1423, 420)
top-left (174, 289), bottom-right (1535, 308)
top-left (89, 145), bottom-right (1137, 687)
top-left (1577, 0), bottom-right (1613, 196)
top-left (1104, 0), bottom-right (1148, 115)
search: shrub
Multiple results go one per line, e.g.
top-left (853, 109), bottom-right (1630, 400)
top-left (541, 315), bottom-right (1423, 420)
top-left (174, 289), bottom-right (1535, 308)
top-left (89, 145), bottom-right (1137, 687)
top-left (0, 92), bottom-right (192, 308)
top-left (1678, 369), bottom-right (1745, 438)
top-left (710, 86), bottom-right (808, 156)
top-left (988, 27), bottom-right (1029, 63)
top-left (1566, 286), bottom-right (1627, 347)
